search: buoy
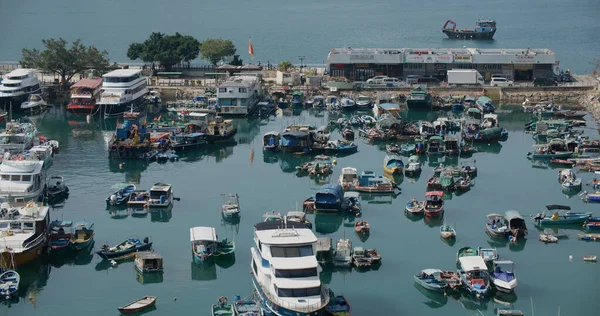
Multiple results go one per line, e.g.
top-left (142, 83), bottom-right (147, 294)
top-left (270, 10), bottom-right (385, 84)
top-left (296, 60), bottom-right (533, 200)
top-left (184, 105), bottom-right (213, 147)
top-left (332, 159), bottom-right (337, 165)
top-left (173, 297), bottom-right (177, 301)
top-left (569, 255), bottom-right (573, 261)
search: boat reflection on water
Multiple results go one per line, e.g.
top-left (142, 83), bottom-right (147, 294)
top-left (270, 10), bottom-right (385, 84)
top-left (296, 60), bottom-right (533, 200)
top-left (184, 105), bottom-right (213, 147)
top-left (473, 142), bottom-right (503, 155)
top-left (440, 236), bottom-right (457, 247)
top-left (49, 241), bottom-right (95, 268)
top-left (405, 210), bottom-right (424, 222)
top-left (215, 253), bottom-right (236, 269)
top-left (360, 193), bottom-right (398, 205)
top-left (95, 255), bottom-right (135, 272)
top-left (191, 261), bottom-right (217, 281)
top-left (384, 173), bottom-right (404, 187)
top-left (136, 271), bottom-right (164, 285)
top-left (10, 262), bottom-right (52, 308)
top-left (424, 214), bottom-right (444, 228)
top-left (315, 213), bottom-right (343, 235)
top-left (413, 282), bottom-right (448, 309)
top-left (150, 204), bottom-right (173, 223)
top-left (110, 208), bottom-right (130, 220)
top-left (456, 290), bottom-right (491, 311)
top-left (108, 159), bottom-right (148, 184)
top-left (486, 235), bottom-right (528, 252)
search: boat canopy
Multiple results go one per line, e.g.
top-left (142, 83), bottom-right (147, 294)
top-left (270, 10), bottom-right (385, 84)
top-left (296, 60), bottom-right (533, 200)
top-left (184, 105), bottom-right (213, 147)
top-left (264, 131), bottom-right (280, 137)
top-left (136, 251), bottom-right (163, 261)
top-left (341, 167), bottom-right (358, 175)
top-left (74, 221), bottom-right (94, 230)
top-left (316, 184), bottom-right (343, 197)
top-left (344, 191), bottom-right (360, 199)
top-left (426, 191), bottom-right (444, 197)
top-left (421, 268), bottom-right (443, 276)
top-left (190, 226), bottom-right (217, 242)
top-left (459, 256), bottom-right (487, 272)
top-left (504, 210), bottom-right (524, 221)
top-left (546, 205), bottom-right (571, 211)
top-left (493, 260), bottom-right (514, 266)
top-left (281, 131), bottom-right (309, 139)
top-left (486, 213), bottom-right (505, 220)
top-left (286, 211), bottom-right (306, 219)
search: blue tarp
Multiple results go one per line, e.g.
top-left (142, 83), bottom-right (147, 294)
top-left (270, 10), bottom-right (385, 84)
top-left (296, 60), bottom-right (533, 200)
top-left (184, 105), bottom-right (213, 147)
top-left (315, 184), bottom-right (343, 208)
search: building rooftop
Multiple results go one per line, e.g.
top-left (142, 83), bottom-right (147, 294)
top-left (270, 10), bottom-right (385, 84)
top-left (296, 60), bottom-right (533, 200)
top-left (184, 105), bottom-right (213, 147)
top-left (103, 69), bottom-right (142, 78)
top-left (219, 76), bottom-right (259, 88)
top-left (329, 47), bottom-right (555, 56)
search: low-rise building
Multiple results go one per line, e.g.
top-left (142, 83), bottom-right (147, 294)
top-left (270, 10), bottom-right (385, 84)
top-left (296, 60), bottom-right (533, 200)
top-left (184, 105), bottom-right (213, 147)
top-left (217, 75), bottom-right (262, 115)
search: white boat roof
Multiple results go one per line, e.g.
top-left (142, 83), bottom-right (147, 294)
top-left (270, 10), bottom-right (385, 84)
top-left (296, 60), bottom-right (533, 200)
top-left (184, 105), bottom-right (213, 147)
top-left (493, 260), bottom-right (514, 266)
top-left (273, 278), bottom-right (321, 289)
top-left (422, 268), bottom-right (443, 275)
top-left (344, 192), bottom-right (360, 198)
top-left (3, 69), bottom-right (34, 79)
top-left (341, 167), bottom-right (357, 174)
top-left (0, 161), bottom-right (43, 174)
top-left (188, 112), bottom-right (209, 117)
top-left (270, 256), bottom-right (317, 269)
top-left (459, 256), bottom-right (487, 272)
top-left (0, 202), bottom-right (49, 223)
top-left (29, 145), bottom-right (52, 153)
top-left (190, 226), bottom-right (217, 242)
top-left (150, 183), bottom-right (171, 191)
top-left (286, 211), bottom-right (305, 218)
top-left (255, 228), bottom-right (317, 245)
top-left (103, 69), bottom-right (142, 77)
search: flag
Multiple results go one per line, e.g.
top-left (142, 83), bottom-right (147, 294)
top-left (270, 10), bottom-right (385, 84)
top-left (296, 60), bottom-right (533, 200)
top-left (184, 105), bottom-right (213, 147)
top-left (248, 37), bottom-right (254, 59)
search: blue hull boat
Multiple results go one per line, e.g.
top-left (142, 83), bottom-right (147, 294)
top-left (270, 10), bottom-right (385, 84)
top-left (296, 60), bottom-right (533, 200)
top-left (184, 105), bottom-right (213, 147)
top-left (315, 184), bottom-right (344, 212)
top-left (106, 184), bottom-right (136, 206)
top-left (96, 237), bottom-right (152, 260)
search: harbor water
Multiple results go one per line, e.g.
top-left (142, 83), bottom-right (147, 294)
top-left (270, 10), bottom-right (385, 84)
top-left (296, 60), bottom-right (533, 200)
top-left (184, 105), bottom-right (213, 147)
top-left (0, 0), bottom-right (599, 73)
top-left (3, 105), bottom-right (599, 316)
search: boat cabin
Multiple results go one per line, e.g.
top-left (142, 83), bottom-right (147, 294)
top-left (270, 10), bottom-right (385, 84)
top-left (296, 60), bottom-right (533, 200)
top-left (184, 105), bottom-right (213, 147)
top-left (314, 184), bottom-right (344, 212)
top-left (263, 131), bottom-right (281, 150)
top-left (0, 202), bottom-right (49, 266)
top-left (428, 136), bottom-right (444, 154)
top-left (419, 121), bottom-right (435, 136)
top-left (376, 103), bottom-right (402, 119)
top-left (339, 167), bottom-right (358, 190)
top-left (190, 226), bottom-right (218, 258)
top-left (444, 136), bottom-right (459, 154)
top-left (466, 108), bottom-right (483, 121)
top-left (135, 251), bottom-right (164, 273)
top-left (482, 114), bottom-right (499, 128)
top-left (505, 210), bottom-right (527, 237)
top-left (0, 160), bottom-right (45, 203)
top-left (206, 116), bottom-right (235, 137)
top-left (148, 183), bottom-right (172, 207)
top-left (281, 131), bottom-right (312, 153)
top-left (326, 95), bottom-right (338, 106)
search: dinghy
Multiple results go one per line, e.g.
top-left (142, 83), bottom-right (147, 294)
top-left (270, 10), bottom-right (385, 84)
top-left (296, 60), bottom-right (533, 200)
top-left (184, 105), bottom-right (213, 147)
top-left (118, 296), bottom-right (157, 314)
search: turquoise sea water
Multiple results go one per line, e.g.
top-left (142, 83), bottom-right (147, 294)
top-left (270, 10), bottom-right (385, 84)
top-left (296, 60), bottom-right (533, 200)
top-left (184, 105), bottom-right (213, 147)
top-left (2, 105), bottom-right (599, 316)
top-left (1, 0), bottom-right (599, 72)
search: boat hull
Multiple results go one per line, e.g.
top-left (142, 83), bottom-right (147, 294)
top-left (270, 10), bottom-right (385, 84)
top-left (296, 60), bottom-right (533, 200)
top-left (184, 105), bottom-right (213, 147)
top-left (531, 152), bottom-right (573, 159)
top-left (0, 92), bottom-right (37, 112)
top-left (101, 97), bottom-right (147, 116)
top-left (204, 128), bottom-right (238, 144)
top-left (425, 208), bottom-right (443, 217)
top-left (406, 99), bottom-right (431, 110)
top-left (492, 278), bottom-right (518, 293)
top-left (0, 236), bottom-right (46, 269)
top-left (485, 225), bottom-right (508, 239)
top-left (443, 29), bottom-right (496, 40)
top-left (72, 237), bottom-right (94, 251)
top-left (96, 242), bottom-right (152, 260)
top-left (67, 104), bottom-right (97, 114)
top-left (414, 277), bottom-right (446, 293)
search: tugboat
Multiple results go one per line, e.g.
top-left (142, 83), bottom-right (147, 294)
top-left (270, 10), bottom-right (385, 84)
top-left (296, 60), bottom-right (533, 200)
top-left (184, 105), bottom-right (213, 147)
top-left (442, 19), bottom-right (497, 40)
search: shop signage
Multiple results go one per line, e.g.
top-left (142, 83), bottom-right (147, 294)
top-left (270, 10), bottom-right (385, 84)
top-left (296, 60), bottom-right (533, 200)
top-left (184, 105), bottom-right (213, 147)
top-left (453, 55), bottom-right (472, 63)
top-left (515, 55), bottom-right (535, 63)
top-left (404, 54), bottom-right (453, 63)
top-left (349, 54), bottom-right (375, 61)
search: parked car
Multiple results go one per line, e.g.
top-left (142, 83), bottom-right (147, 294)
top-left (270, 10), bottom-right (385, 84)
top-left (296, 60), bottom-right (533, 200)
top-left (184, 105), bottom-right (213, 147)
top-left (418, 76), bottom-right (441, 85)
top-left (406, 75), bottom-right (421, 84)
top-left (533, 77), bottom-right (558, 87)
top-left (490, 77), bottom-right (514, 87)
top-left (366, 76), bottom-right (389, 84)
top-left (382, 77), bottom-right (402, 86)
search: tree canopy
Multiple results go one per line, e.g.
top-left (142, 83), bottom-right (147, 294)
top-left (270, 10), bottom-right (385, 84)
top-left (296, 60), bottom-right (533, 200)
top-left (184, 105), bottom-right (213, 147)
top-left (127, 32), bottom-right (200, 70)
top-left (278, 60), bottom-right (293, 72)
top-left (21, 38), bottom-right (110, 89)
top-left (199, 39), bottom-right (237, 66)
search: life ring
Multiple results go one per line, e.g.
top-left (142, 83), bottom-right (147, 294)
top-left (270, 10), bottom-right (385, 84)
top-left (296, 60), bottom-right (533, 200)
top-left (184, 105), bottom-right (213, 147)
top-left (118, 146), bottom-right (125, 153)
top-left (218, 296), bottom-right (227, 305)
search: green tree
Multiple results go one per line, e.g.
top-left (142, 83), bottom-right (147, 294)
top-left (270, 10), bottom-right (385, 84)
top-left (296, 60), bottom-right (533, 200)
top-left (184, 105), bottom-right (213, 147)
top-left (127, 32), bottom-right (200, 70)
top-left (230, 55), bottom-right (244, 66)
top-left (278, 60), bottom-right (293, 72)
top-left (199, 39), bottom-right (237, 66)
top-left (21, 38), bottom-right (110, 89)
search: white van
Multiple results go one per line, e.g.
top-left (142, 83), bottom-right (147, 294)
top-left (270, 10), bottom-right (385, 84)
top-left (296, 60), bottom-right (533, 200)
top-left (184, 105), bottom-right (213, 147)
top-left (382, 77), bottom-right (402, 87)
top-left (490, 77), bottom-right (514, 87)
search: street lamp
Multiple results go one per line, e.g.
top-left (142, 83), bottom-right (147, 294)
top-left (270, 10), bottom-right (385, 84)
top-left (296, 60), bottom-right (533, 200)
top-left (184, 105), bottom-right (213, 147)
top-left (298, 56), bottom-right (305, 72)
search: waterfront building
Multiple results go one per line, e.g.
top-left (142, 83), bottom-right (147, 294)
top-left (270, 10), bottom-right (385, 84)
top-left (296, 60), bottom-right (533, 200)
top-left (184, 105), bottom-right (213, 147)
top-left (327, 47), bottom-right (557, 82)
top-left (98, 69), bottom-right (148, 116)
top-left (217, 75), bottom-right (261, 115)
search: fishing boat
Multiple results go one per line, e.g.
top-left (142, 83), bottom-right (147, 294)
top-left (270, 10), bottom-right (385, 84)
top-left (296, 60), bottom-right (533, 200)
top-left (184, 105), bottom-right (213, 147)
top-left (442, 19), bottom-right (497, 40)
top-left (341, 192), bottom-right (361, 215)
top-left (341, 128), bottom-right (354, 139)
top-left (456, 246), bottom-right (478, 265)
top-left (263, 131), bottom-right (280, 152)
top-left (476, 96), bottom-right (495, 113)
top-left (485, 214), bottom-right (508, 238)
top-left (133, 251), bottom-right (164, 275)
top-left (405, 198), bottom-right (424, 215)
top-left (458, 256), bottom-right (491, 298)
top-left (48, 220), bottom-right (74, 252)
top-left (406, 85), bottom-right (432, 110)
top-left (439, 169), bottom-right (455, 191)
top-left (127, 190), bottom-right (150, 207)
top-left (460, 159), bottom-right (478, 177)
top-left (528, 139), bottom-right (573, 159)
top-left (582, 191), bottom-right (600, 203)
top-left (170, 132), bottom-right (207, 150)
top-left (221, 193), bottom-right (241, 218)
top-left (400, 143), bottom-right (416, 155)
top-left (45, 175), bottom-right (69, 198)
top-left (0, 270), bottom-right (19, 298)
top-left (454, 177), bottom-right (471, 191)
top-left (333, 238), bottom-right (353, 267)
top-left (326, 95), bottom-right (339, 108)
top-left (312, 95), bottom-right (326, 109)
top-left (291, 91), bottom-right (304, 107)
top-left (414, 269), bottom-right (461, 292)
top-left (354, 221), bottom-right (370, 234)
top-left (404, 155), bottom-right (422, 176)
top-left (286, 211), bottom-right (312, 228)
top-left (383, 154), bottom-right (404, 175)
top-left (427, 136), bottom-right (445, 155)
top-left (504, 210), bottom-right (527, 238)
top-left (204, 116), bottom-right (237, 144)
top-left (338, 167), bottom-right (358, 190)
top-left (325, 294), bottom-right (352, 316)
top-left (490, 260), bottom-right (518, 292)
top-left (340, 96), bottom-right (356, 111)
top-left (584, 255), bottom-right (597, 262)
top-left (426, 175), bottom-right (441, 190)
top-left (117, 296), bottom-right (157, 314)
top-left (106, 183), bottom-right (136, 206)
top-left (562, 177), bottom-right (582, 191)
top-left (20, 94), bottom-right (47, 114)
top-left (96, 237), bottom-right (152, 260)
top-left (356, 95), bottom-right (372, 110)
top-left (0, 159), bottom-right (45, 203)
top-left (314, 184), bottom-right (344, 212)
top-left (71, 221), bottom-right (95, 250)
top-left (533, 205), bottom-right (591, 225)
top-left (0, 202), bottom-right (49, 268)
top-left (190, 226), bottom-right (218, 263)
top-left (424, 191), bottom-right (444, 217)
top-left (232, 295), bottom-right (263, 316)
top-left (360, 115), bottom-right (376, 126)
top-left (352, 247), bottom-right (371, 268)
top-left (355, 171), bottom-right (398, 193)
top-left (477, 247), bottom-right (498, 263)
top-left (585, 222), bottom-right (600, 231)
top-left (147, 183), bottom-right (173, 208)
top-left (440, 225), bottom-right (456, 239)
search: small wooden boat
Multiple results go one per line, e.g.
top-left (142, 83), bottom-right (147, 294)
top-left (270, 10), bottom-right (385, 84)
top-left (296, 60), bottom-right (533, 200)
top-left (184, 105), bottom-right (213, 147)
top-left (46, 175), bottom-right (69, 197)
top-left (365, 249), bottom-right (381, 264)
top-left (71, 221), bottom-right (95, 250)
top-left (400, 143), bottom-right (416, 155)
top-left (454, 177), bottom-right (471, 191)
top-left (333, 239), bottom-right (353, 268)
top-left (440, 225), bottom-right (456, 239)
top-left (424, 191), bottom-right (444, 217)
top-left (585, 222), bottom-right (600, 231)
top-left (326, 294), bottom-right (352, 316)
top-left (386, 144), bottom-right (401, 154)
top-left (48, 220), bottom-right (74, 252)
top-left (354, 221), bottom-right (370, 234)
top-left (118, 296), bottom-right (157, 314)
top-left (539, 232), bottom-right (558, 243)
top-left (342, 128), bottom-right (354, 139)
top-left (477, 247), bottom-right (498, 263)
top-left (405, 198), bottom-right (424, 214)
top-left (414, 269), bottom-right (461, 292)
top-left (0, 270), bottom-right (20, 298)
top-left (533, 206), bottom-right (591, 225)
top-left (550, 158), bottom-right (575, 166)
top-left (584, 255), bottom-right (597, 262)
top-left (456, 246), bottom-right (478, 265)
top-left (485, 213), bottom-right (508, 238)
top-left (578, 233), bottom-right (600, 242)
top-left (383, 154), bottom-right (404, 175)
top-left (96, 237), bottom-right (152, 260)
top-left (352, 247), bottom-right (371, 268)
top-left (221, 193), bottom-right (241, 218)
top-left (561, 177), bottom-right (582, 191)
top-left (286, 211), bottom-right (312, 228)
top-left (127, 190), bottom-right (150, 207)
top-left (342, 192), bottom-right (362, 215)
top-left (212, 296), bottom-right (235, 316)
top-left (426, 175), bottom-right (441, 190)
top-left (404, 155), bottom-right (422, 175)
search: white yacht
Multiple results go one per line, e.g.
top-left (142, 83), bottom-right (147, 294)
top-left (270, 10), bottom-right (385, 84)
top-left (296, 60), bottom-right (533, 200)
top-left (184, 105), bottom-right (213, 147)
top-left (251, 220), bottom-right (330, 316)
top-left (98, 69), bottom-right (148, 116)
top-left (0, 120), bottom-right (38, 152)
top-left (0, 69), bottom-right (42, 112)
top-left (0, 159), bottom-right (45, 203)
top-left (0, 202), bottom-right (49, 269)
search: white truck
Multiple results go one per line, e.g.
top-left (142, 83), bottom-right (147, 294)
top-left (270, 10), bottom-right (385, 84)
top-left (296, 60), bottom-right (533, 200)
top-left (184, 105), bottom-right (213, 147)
top-left (447, 69), bottom-right (484, 86)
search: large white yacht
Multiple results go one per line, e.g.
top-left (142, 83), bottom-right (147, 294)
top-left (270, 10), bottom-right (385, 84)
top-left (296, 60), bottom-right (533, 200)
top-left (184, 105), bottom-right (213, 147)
top-left (0, 202), bottom-right (49, 269)
top-left (0, 159), bottom-right (45, 203)
top-left (251, 219), bottom-right (330, 316)
top-left (98, 69), bottom-right (148, 116)
top-left (0, 69), bottom-right (42, 112)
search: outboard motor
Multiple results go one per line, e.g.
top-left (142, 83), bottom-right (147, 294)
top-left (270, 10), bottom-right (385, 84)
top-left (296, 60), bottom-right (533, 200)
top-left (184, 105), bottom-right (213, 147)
top-left (143, 237), bottom-right (149, 244)
top-left (110, 194), bottom-right (117, 205)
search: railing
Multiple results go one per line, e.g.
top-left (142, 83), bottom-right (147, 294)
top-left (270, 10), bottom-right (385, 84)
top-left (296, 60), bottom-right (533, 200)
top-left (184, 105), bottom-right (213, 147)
top-left (261, 284), bottom-right (330, 313)
top-left (22, 232), bottom-right (45, 250)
